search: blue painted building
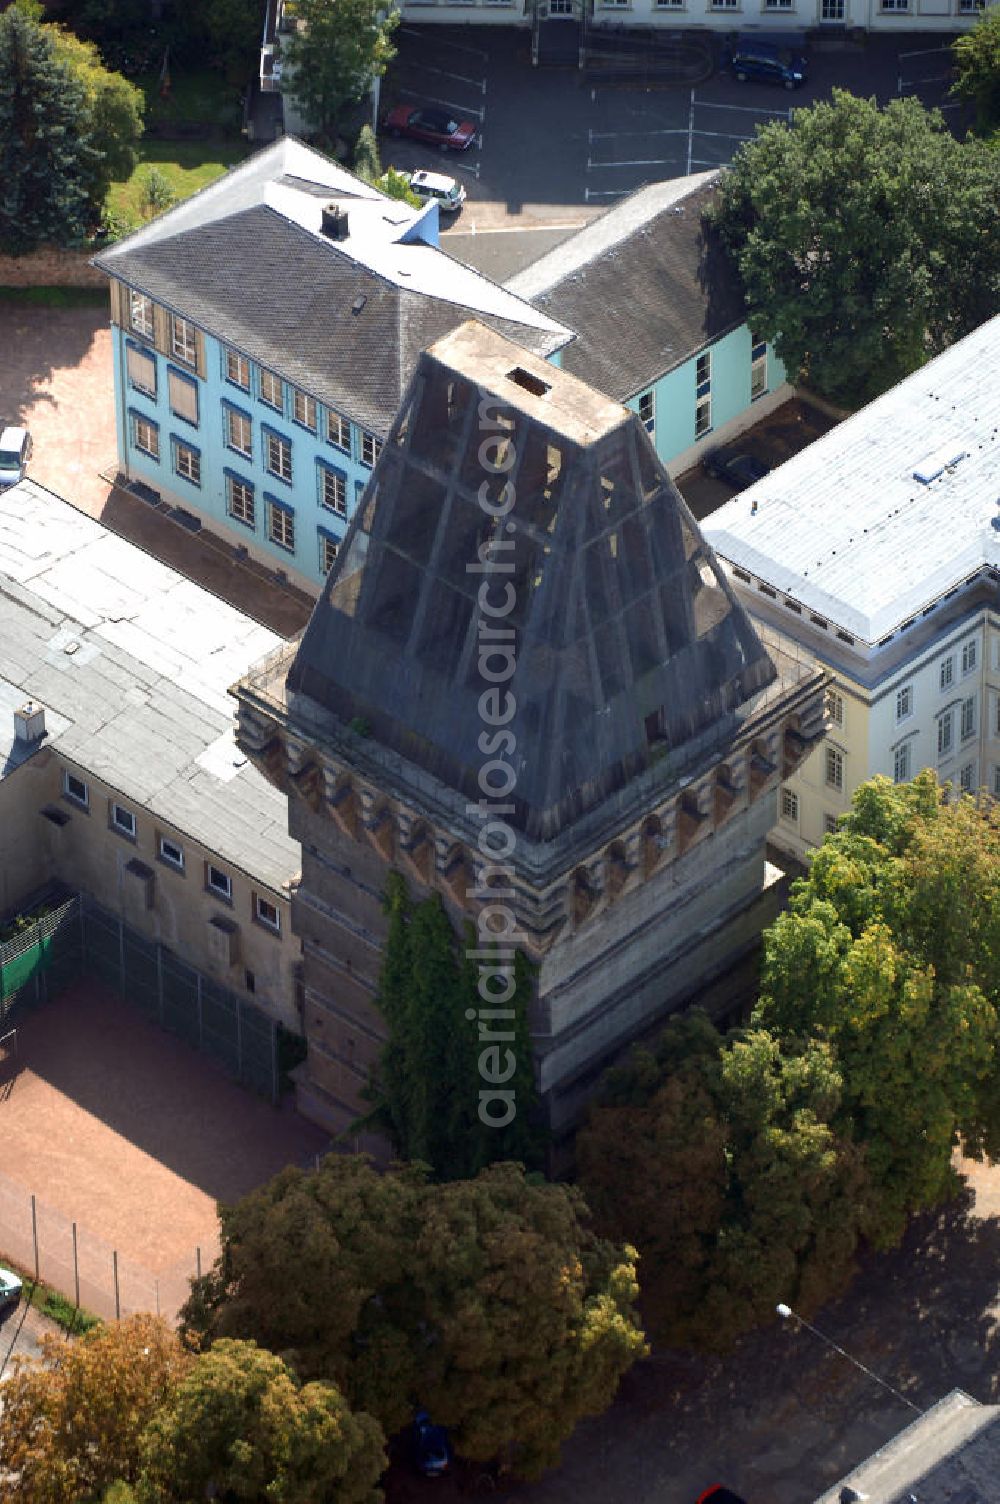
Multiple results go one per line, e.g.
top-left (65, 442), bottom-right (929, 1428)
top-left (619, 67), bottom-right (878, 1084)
top-left (506, 172), bottom-right (790, 479)
top-left (93, 138), bottom-right (572, 594)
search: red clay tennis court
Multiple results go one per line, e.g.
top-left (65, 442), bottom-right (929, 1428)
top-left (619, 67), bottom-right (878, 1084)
top-left (0, 978), bottom-right (328, 1321)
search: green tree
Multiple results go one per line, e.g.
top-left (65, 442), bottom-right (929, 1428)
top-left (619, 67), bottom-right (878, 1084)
top-left (712, 90), bottom-right (1000, 405)
top-left (375, 167), bottom-right (421, 207)
top-left (47, 26), bottom-right (143, 223)
top-left (140, 165), bottom-right (177, 220)
top-left (577, 1012), bottom-right (868, 1349)
top-left (755, 773), bottom-right (1000, 1246)
top-left (284, 0), bottom-right (399, 139)
top-left (137, 1340), bottom-right (385, 1504)
top-left (0, 1315), bottom-right (191, 1504)
top-left (0, 6), bottom-right (101, 254)
top-left (200, 0), bottom-right (267, 88)
top-left (953, 7), bottom-right (1000, 135)
top-left (362, 875), bottom-right (543, 1178)
top-left (181, 1156), bottom-right (646, 1478)
top-left (353, 122), bottom-right (381, 181)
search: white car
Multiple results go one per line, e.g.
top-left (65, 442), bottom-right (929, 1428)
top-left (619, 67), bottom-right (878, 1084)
top-left (405, 170), bottom-right (466, 214)
top-left (0, 427), bottom-right (32, 489)
top-left (0, 1266), bottom-right (22, 1318)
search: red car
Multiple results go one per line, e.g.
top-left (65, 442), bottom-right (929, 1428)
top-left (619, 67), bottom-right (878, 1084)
top-left (385, 105), bottom-right (478, 152)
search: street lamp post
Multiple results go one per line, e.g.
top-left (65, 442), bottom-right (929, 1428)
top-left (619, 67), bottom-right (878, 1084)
top-left (775, 1303), bottom-right (923, 1416)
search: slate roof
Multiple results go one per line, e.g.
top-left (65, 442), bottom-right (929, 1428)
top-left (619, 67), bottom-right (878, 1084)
top-left (704, 314), bottom-right (1000, 645)
top-left (287, 322), bottom-right (776, 842)
top-left (93, 137), bottom-right (572, 439)
top-left (505, 172), bottom-right (748, 401)
top-left (0, 481), bottom-right (300, 894)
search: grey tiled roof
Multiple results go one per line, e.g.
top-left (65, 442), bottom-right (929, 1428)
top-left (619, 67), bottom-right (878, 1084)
top-left (0, 481), bottom-right (299, 895)
top-left (506, 172), bottom-right (748, 401)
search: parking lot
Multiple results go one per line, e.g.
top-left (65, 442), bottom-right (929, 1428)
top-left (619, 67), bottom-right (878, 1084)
top-left (380, 27), bottom-right (973, 270)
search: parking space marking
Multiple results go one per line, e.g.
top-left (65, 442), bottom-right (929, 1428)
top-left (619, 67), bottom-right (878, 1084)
top-left (398, 59), bottom-right (487, 93)
top-left (396, 86), bottom-right (485, 122)
top-left (450, 159), bottom-right (482, 179)
top-left (589, 157), bottom-right (679, 169)
top-left (693, 97), bottom-right (793, 118)
top-left (399, 25), bottom-right (489, 60)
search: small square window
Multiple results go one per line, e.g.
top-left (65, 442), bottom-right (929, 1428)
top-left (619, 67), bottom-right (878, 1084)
top-left (780, 787), bottom-right (799, 823)
top-left (63, 770), bottom-right (89, 807)
top-left (327, 410), bottom-right (351, 452)
top-left (265, 431), bottom-right (292, 483)
top-left (896, 685), bottom-right (913, 722)
top-left (940, 655), bottom-right (954, 690)
top-left (207, 864), bottom-right (232, 901)
top-left (825, 688), bottom-right (844, 728)
top-left (268, 499), bottom-right (295, 552)
top-left (962, 638), bottom-right (977, 675)
top-left (111, 802), bottom-right (136, 838)
top-left (254, 894), bottom-right (281, 933)
top-left (293, 389), bottom-right (317, 431)
top-left (260, 369), bottom-right (283, 410)
top-left (225, 348), bottom-right (250, 390)
top-left (361, 431), bottom-right (382, 468)
top-left (825, 746), bottom-right (844, 790)
top-left (320, 466), bottom-right (346, 516)
top-left (129, 290), bottom-right (154, 338)
top-left (158, 836), bottom-right (184, 871)
top-left (171, 316), bottom-right (197, 366)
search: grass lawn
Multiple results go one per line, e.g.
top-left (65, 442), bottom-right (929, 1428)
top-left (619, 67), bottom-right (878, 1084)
top-left (136, 69), bottom-right (244, 134)
top-left (107, 139), bottom-right (253, 227)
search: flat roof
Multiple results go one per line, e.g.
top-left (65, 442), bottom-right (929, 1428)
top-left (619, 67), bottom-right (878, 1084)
top-left (0, 481), bottom-right (299, 894)
top-left (704, 316), bottom-right (1000, 645)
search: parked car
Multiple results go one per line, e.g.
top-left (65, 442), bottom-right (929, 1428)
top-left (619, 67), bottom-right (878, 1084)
top-left (702, 447), bottom-right (770, 490)
top-left (0, 1266), bottom-right (23, 1320)
top-left (696, 1488), bottom-right (748, 1504)
top-left (412, 1408), bottom-right (452, 1477)
top-left (405, 169), bottom-right (466, 213)
top-left (0, 426), bottom-right (33, 489)
top-left (724, 36), bottom-right (808, 90)
top-left (385, 105), bottom-right (478, 152)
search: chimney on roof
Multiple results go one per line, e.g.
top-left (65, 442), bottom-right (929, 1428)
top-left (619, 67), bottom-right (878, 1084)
top-left (13, 702), bottom-right (45, 745)
top-left (321, 203), bottom-right (349, 241)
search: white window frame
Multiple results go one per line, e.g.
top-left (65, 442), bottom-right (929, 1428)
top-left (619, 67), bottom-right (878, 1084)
top-left (823, 813), bottom-right (838, 835)
top-left (126, 343), bottom-right (156, 397)
top-left (225, 348), bottom-right (250, 390)
top-left (327, 410), bottom-right (351, 453)
top-left (168, 368), bottom-right (199, 425)
top-left (225, 407), bottom-right (253, 459)
top-left (320, 466), bottom-right (347, 516)
top-left (361, 431), bottom-right (382, 468)
top-left (940, 655), bottom-right (954, 691)
top-left (938, 710), bottom-right (954, 759)
top-left (896, 685), bottom-right (913, 722)
top-left (260, 369), bottom-right (283, 411)
top-left (268, 499), bottom-right (295, 552)
top-left (959, 761), bottom-right (976, 793)
top-left (893, 743), bottom-right (911, 784)
top-left (695, 351), bottom-right (712, 439)
top-left (173, 440), bottom-right (201, 486)
top-left (961, 695), bottom-right (976, 741)
top-left (750, 334), bottom-right (768, 398)
top-left (206, 864), bottom-right (232, 901)
top-left (293, 389), bottom-right (317, 431)
top-left (780, 787), bottom-right (799, 823)
top-left (63, 770), bottom-right (89, 808)
top-left (825, 746), bottom-right (844, 791)
top-left (226, 475), bottom-right (255, 529)
top-left (320, 533), bottom-right (339, 574)
top-left (129, 290), bottom-right (154, 338)
top-left (254, 894), bottom-right (281, 933)
top-left (111, 802), bottom-right (136, 838)
top-left (158, 835), bottom-right (185, 872)
top-left (825, 688), bottom-right (845, 729)
top-left (962, 638), bottom-right (977, 675)
top-left (265, 431), bottom-right (292, 484)
top-left (132, 414), bottom-right (159, 460)
top-left (171, 315), bottom-right (197, 367)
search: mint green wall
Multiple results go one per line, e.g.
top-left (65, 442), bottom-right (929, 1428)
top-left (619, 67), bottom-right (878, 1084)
top-left (626, 324), bottom-right (786, 467)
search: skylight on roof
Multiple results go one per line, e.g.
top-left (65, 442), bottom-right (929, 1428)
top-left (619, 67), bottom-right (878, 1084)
top-left (912, 443), bottom-right (968, 485)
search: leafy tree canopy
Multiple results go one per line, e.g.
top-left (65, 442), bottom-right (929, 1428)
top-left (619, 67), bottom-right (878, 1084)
top-left (47, 25), bottom-right (144, 220)
top-left (284, 0), bottom-right (399, 138)
top-left (952, 7), bottom-right (1000, 136)
top-left (712, 90), bottom-right (1000, 405)
top-left (577, 1012), bottom-right (867, 1349)
top-left (137, 1339), bottom-right (386, 1504)
top-left (0, 6), bottom-right (102, 254)
top-left (181, 1156), bottom-right (646, 1478)
top-left (755, 772), bottom-right (1000, 1245)
top-left (362, 873), bottom-right (543, 1179)
top-left (0, 1315), bottom-right (190, 1504)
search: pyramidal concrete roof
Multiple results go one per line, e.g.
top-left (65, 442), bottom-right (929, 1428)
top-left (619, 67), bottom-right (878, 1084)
top-left (286, 321), bottom-right (776, 841)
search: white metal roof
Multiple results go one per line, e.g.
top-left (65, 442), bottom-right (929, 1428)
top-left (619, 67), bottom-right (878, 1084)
top-left (0, 481), bottom-right (299, 893)
top-left (704, 316), bottom-right (1000, 645)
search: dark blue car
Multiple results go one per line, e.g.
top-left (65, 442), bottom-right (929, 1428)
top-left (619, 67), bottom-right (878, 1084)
top-left (413, 1408), bottom-right (452, 1477)
top-left (725, 35), bottom-right (808, 90)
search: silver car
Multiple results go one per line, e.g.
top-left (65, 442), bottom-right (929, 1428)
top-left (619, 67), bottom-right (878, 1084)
top-left (0, 427), bottom-right (32, 489)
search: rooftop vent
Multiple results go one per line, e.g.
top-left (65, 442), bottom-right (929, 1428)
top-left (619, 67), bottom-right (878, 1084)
top-left (320, 203), bottom-right (349, 241)
top-left (14, 701), bottom-right (45, 744)
top-left (507, 367), bottom-right (550, 398)
top-left (352, 295), bottom-right (367, 316)
top-left (912, 443), bottom-right (968, 485)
